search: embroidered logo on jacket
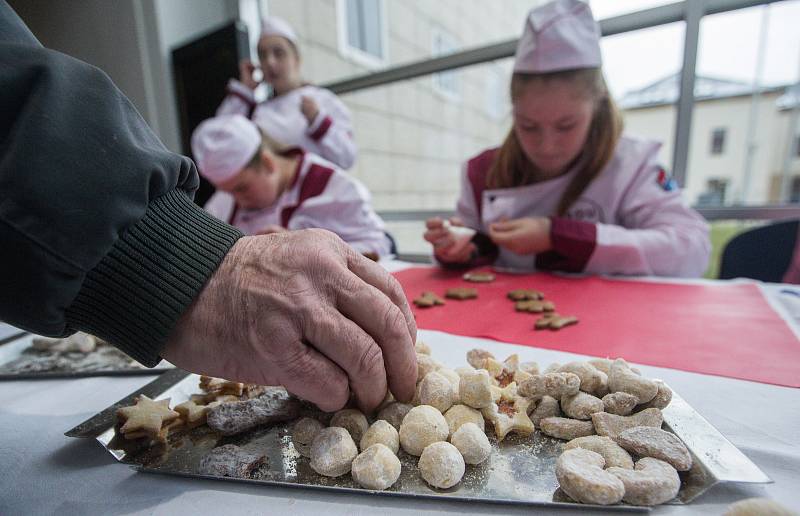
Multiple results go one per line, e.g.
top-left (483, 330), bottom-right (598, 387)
top-left (657, 168), bottom-right (677, 191)
top-left (566, 198), bottom-right (605, 223)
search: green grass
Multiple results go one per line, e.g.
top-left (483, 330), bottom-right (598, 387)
top-left (703, 220), bottom-right (764, 279)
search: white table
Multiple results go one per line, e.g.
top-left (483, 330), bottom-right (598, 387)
top-left (1, 266), bottom-right (799, 515)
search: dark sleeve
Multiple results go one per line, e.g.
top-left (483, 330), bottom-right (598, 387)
top-left (0, 2), bottom-right (243, 366)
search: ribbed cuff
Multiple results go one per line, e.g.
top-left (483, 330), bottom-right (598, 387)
top-left (65, 190), bottom-right (243, 366)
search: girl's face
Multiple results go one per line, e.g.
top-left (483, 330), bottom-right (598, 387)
top-left (217, 156), bottom-right (281, 210)
top-left (257, 35), bottom-right (300, 93)
top-left (513, 79), bottom-right (595, 179)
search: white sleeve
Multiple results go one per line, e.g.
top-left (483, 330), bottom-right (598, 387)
top-left (215, 79), bottom-right (255, 117)
top-left (203, 191), bottom-right (235, 224)
top-left (290, 175), bottom-right (390, 256)
top-left (455, 162), bottom-right (482, 231)
top-left (585, 158), bottom-right (711, 278)
top-left (306, 91), bottom-right (358, 170)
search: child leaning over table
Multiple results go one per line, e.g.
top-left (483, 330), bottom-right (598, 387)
top-left (424, 0), bottom-right (710, 277)
top-left (192, 114), bottom-right (392, 258)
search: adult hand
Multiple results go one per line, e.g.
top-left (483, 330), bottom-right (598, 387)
top-left (300, 95), bottom-right (320, 124)
top-left (239, 59), bottom-right (260, 90)
top-left (162, 230), bottom-right (418, 413)
top-left (488, 217), bottom-right (552, 255)
top-left (255, 224), bottom-right (287, 236)
top-left (424, 217), bottom-right (475, 264)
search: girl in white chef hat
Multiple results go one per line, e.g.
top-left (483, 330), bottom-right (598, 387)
top-left (424, 0), bottom-right (710, 277)
top-left (217, 16), bottom-right (357, 170)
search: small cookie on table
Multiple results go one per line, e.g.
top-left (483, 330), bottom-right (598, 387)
top-left (413, 291), bottom-right (446, 308)
top-left (463, 271), bottom-right (495, 283)
top-left (445, 287), bottom-right (478, 300)
top-left (534, 313), bottom-right (579, 330)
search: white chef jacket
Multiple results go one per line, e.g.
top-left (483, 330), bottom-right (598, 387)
top-left (218, 79), bottom-right (357, 170)
top-left (204, 151), bottom-right (391, 256)
top-left (457, 135), bottom-right (711, 277)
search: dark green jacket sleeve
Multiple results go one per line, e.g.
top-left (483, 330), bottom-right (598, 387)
top-left (0, 2), bottom-right (242, 366)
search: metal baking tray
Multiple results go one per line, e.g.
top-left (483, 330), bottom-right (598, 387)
top-left (0, 333), bottom-right (173, 380)
top-left (65, 369), bottom-right (771, 511)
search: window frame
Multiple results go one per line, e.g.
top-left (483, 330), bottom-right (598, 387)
top-left (336, 0), bottom-right (389, 69)
top-left (711, 127), bottom-right (726, 155)
top-left (430, 27), bottom-right (462, 102)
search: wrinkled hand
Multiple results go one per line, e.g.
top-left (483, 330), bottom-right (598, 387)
top-left (239, 59), bottom-right (260, 90)
top-left (424, 217), bottom-right (475, 264)
top-left (163, 230), bottom-right (418, 413)
top-left (488, 217), bottom-right (552, 255)
top-left (255, 224), bottom-right (287, 236)
top-left (300, 95), bottom-right (320, 124)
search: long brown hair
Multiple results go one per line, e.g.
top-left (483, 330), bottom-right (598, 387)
top-left (487, 68), bottom-right (623, 216)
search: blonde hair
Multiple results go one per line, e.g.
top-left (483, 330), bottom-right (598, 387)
top-left (487, 68), bottom-right (623, 216)
top-left (246, 128), bottom-right (291, 167)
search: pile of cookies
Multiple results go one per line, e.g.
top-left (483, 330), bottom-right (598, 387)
top-left (115, 376), bottom-right (294, 445)
top-left (509, 354), bottom-right (687, 506)
top-left (412, 271), bottom-right (578, 331)
top-left (292, 340), bottom-right (687, 505)
top-left (115, 344), bottom-right (688, 506)
top-left (291, 339), bottom-right (504, 491)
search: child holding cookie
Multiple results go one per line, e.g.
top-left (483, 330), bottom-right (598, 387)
top-left (192, 114), bottom-right (392, 257)
top-left (424, 0), bottom-right (710, 277)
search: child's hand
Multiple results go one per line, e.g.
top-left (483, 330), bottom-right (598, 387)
top-left (238, 59), bottom-right (260, 90)
top-left (489, 217), bottom-right (552, 255)
top-left (301, 96), bottom-right (320, 124)
top-left (424, 217), bottom-right (475, 264)
top-left (256, 224), bottom-right (288, 236)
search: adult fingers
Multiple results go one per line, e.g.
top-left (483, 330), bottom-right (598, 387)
top-left (346, 252), bottom-right (416, 342)
top-left (303, 309), bottom-right (390, 413)
top-left (341, 256), bottom-right (417, 403)
top-left (274, 339), bottom-right (350, 412)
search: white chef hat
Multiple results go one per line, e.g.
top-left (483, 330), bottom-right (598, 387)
top-left (260, 16), bottom-right (299, 47)
top-left (191, 114), bottom-right (261, 185)
top-left (513, 0), bottom-right (602, 74)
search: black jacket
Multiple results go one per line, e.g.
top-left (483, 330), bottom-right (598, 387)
top-left (0, 1), bottom-right (242, 365)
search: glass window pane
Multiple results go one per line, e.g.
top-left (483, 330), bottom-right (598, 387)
top-left (346, 0), bottom-right (362, 50)
top-left (601, 22), bottom-right (685, 173)
top-left (361, 0), bottom-right (383, 57)
top-left (690, 1), bottom-right (800, 206)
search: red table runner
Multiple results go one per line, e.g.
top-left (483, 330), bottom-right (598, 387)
top-left (394, 267), bottom-right (800, 388)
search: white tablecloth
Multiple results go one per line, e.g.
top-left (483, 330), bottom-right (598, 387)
top-left (1, 267), bottom-right (799, 515)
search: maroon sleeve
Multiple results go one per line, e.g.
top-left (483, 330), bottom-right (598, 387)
top-left (535, 217), bottom-right (597, 273)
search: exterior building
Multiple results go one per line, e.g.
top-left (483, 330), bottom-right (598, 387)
top-left (620, 74), bottom-right (800, 206)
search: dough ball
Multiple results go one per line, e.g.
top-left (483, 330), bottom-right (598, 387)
top-left (351, 443), bottom-right (402, 490)
top-left (310, 427), bottom-right (358, 477)
top-left (451, 422), bottom-right (491, 465)
top-left (360, 419), bottom-right (400, 454)
top-left (399, 405), bottom-right (448, 456)
top-left (330, 408), bottom-right (369, 444)
top-left (418, 441), bottom-right (465, 489)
